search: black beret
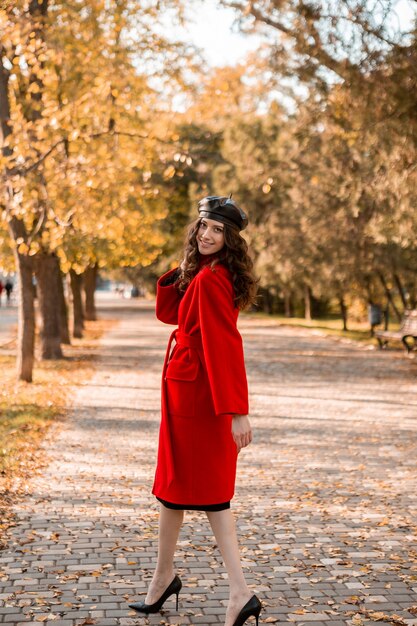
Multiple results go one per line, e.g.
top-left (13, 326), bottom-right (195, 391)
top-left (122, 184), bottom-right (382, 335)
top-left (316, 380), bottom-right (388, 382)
top-left (197, 195), bottom-right (248, 231)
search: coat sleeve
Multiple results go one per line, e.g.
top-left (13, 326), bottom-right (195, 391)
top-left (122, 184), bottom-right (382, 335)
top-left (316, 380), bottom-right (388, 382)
top-left (156, 268), bottom-right (182, 325)
top-left (197, 267), bottom-right (249, 416)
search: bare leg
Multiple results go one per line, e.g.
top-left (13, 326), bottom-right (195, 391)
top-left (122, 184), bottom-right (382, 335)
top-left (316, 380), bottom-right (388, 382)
top-left (206, 509), bottom-right (253, 626)
top-left (145, 504), bottom-right (184, 604)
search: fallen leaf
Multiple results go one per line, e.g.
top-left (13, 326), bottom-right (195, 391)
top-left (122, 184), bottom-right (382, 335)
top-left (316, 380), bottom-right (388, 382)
top-left (346, 596), bottom-right (361, 605)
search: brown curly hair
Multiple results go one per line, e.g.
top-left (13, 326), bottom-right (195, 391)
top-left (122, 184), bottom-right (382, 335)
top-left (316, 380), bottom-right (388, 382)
top-left (177, 218), bottom-right (258, 310)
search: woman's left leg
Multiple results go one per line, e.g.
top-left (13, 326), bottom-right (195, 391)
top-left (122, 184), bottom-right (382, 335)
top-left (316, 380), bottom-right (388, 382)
top-left (206, 508), bottom-right (253, 626)
top-left (144, 504), bottom-right (184, 604)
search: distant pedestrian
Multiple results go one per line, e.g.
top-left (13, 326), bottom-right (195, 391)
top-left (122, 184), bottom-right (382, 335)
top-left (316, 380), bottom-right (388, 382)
top-left (5, 280), bottom-right (13, 304)
top-left (128, 195), bottom-right (261, 626)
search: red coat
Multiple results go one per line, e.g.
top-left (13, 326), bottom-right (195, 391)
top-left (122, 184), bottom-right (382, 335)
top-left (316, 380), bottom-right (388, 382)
top-left (151, 257), bottom-right (249, 505)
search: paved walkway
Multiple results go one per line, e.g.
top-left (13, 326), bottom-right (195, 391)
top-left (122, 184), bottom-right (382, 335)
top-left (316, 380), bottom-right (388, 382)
top-left (0, 304), bottom-right (17, 347)
top-left (0, 296), bottom-right (416, 626)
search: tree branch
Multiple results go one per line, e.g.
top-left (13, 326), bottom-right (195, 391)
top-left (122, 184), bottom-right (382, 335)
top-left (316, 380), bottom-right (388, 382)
top-left (225, 1), bottom-right (375, 81)
top-left (20, 129), bottom-right (153, 175)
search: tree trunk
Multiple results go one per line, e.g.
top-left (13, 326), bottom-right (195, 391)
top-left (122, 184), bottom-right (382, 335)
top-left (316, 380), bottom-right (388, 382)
top-left (35, 253), bottom-right (63, 359)
top-left (284, 288), bottom-right (293, 317)
top-left (15, 252), bottom-right (36, 382)
top-left (70, 269), bottom-right (84, 338)
top-left (7, 213), bottom-right (36, 381)
top-left (2, 43), bottom-right (35, 381)
top-left (56, 262), bottom-right (70, 345)
top-left (260, 287), bottom-right (273, 314)
top-left (383, 306), bottom-right (389, 330)
top-left (377, 270), bottom-right (402, 322)
top-left (304, 284), bottom-right (312, 320)
top-left (339, 294), bottom-right (348, 331)
top-left (393, 273), bottom-right (407, 309)
top-left (83, 263), bottom-right (98, 321)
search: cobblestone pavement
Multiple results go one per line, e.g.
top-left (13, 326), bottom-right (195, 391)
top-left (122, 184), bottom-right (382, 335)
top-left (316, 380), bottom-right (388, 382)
top-left (1, 295), bottom-right (416, 626)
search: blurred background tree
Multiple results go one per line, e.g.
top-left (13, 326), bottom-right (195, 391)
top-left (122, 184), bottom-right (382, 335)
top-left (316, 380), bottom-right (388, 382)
top-left (0, 0), bottom-right (197, 380)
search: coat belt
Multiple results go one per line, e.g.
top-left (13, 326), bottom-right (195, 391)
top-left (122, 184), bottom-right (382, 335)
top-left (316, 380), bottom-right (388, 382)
top-left (165, 329), bottom-right (203, 363)
top-left (175, 330), bottom-right (203, 351)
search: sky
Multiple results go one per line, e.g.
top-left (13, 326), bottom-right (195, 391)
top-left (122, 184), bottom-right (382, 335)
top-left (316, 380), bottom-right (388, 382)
top-left (181, 0), bottom-right (416, 68)
top-left (183, 1), bottom-right (263, 67)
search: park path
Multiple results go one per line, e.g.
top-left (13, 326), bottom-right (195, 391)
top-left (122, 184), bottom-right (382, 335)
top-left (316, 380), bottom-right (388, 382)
top-left (0, 304), bottom-right (17, 347)
top-left (0, 294), bottom-right (416, 626)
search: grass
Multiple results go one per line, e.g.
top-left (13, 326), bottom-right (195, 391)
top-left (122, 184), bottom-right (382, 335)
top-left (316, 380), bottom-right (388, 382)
top-left (244, 311), bottom-right (401, 345)
top-left (0, 318), bottom-right (115, 546)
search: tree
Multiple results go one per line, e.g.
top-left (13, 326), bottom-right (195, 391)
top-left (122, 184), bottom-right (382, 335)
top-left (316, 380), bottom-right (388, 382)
top-left (1, 0), bottom-right (198, 378)
top-left (1, 0), bottom-right (49, 380)
top-left (221, 0), bottom-right (413, 86)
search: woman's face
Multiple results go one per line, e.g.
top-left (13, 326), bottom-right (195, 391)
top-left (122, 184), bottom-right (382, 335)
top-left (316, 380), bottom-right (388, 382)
top-left (197, 218), bottom-right (225, 255)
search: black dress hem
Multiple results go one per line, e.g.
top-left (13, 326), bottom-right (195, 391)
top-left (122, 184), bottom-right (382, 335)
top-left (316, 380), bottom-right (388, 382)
top-left (156, 496), bottom-right (230, 511)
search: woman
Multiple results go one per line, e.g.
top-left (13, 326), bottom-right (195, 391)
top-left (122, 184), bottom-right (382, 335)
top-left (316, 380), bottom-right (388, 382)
top-left (129, 195), bottom-right (261, 626)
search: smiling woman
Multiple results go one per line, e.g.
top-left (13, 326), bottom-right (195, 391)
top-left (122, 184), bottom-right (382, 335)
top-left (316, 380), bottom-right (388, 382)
top-left (197, 217), bottom-right (225, 254)
top-left (128, 195), bottom-right (261, 626)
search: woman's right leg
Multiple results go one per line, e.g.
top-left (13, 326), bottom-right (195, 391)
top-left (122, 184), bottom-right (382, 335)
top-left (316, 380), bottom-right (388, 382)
top-left (144, 504), bottom-right (184, 604)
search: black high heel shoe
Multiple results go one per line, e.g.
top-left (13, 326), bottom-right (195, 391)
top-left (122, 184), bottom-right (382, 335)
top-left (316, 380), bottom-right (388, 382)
top-left (128, 575), bottom-right (182, 614)
top-left (232, 594), bottom-right (262, 626)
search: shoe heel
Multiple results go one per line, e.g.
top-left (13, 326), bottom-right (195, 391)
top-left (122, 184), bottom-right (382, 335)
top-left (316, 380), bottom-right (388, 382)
top-left (129, 575), bottom-right (182, 615)
top-left (232, 595), bottom-right (262, 626)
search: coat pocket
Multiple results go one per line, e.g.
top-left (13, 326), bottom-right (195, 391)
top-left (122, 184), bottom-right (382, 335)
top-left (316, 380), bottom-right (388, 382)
top-left (165, 356), bottom-right (199, 417)
top-left (166, 358), bottom-right (199, 381)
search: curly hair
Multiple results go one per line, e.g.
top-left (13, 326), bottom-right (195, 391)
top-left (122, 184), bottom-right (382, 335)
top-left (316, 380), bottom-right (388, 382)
top-left (176, 218), bottom-right (258, 310)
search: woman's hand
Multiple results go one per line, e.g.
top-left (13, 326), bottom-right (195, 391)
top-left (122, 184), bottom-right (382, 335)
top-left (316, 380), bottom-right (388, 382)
top-left (232, 414), bottom-right (252, 453)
